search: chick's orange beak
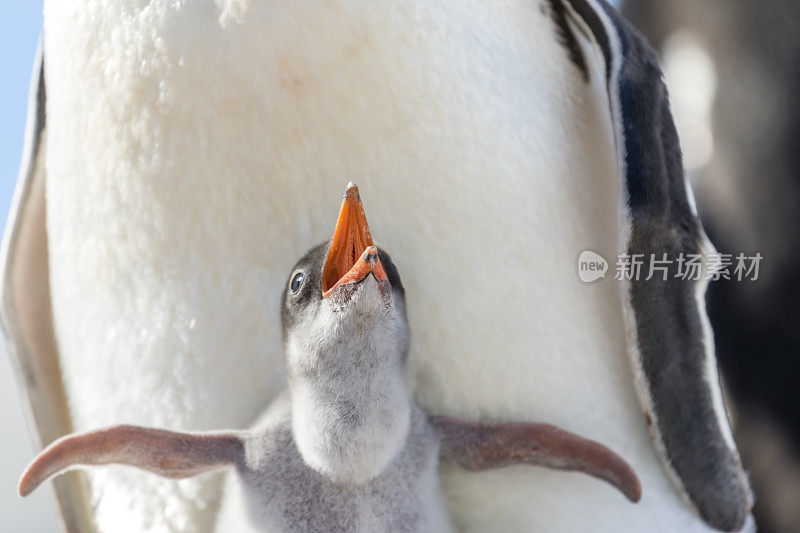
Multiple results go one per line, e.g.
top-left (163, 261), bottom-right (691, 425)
top-left (322, 182), bottom-right (388, 298)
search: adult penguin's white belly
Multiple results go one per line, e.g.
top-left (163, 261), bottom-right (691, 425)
top-left (44, 1), bottom-right (705, 531)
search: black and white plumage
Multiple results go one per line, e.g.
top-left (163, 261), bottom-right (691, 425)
top-left (3, 1), bottom-right (750, 531)
top-left (562, 2), bottom-right (751, 530)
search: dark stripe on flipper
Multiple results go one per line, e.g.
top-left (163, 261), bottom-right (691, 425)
top-left (36, 60), bottom-right (45, 138)
top-left (561, 1), bottom-right (752, 530)
top-left (545, 0), bottom-right (589, 81)
top-left (560, 0), bottom-right (614, 79)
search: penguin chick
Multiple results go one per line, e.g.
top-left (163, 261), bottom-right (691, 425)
top-left (18, 183), bottom-right (641, 532)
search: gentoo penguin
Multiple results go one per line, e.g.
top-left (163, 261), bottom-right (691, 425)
top-left (2, 1), bottom-right (751, 532)
top-left (18, 184), bottom-right (641, 533)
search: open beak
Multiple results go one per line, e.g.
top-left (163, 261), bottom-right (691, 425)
top-left (322, 182), bottom-right (388, 298)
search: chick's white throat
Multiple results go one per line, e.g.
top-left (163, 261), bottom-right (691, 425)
top-left (287, 279), bottom-right (411, 484)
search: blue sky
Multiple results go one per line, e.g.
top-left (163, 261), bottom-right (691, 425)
top-left (1, 2), bottom-right (42, 231)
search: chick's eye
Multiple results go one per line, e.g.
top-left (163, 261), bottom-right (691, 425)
top-left (290, 272), bottom-right (304, 294)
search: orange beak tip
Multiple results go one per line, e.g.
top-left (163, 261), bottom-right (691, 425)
top-left (344, 182), bottom-right (360, 201)
top-left (322, 182), bottom-right (390, 297)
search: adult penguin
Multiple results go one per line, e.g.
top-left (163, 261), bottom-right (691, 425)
top-left (1, 1), bottom-right (751, 532)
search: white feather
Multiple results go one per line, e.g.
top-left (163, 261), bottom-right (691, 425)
top-left (287, 278), bottom-right (411, 484)
top-left (43, 0), bottom-right (716, 530)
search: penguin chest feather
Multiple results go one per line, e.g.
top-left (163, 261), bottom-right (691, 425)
top-left (42, 0), bottom-right (720, 531)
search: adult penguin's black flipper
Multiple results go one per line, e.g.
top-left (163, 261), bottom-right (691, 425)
top-left (0, 40), bottom-right (93, 532)
top-left (560, 2), bottom-right (752, 531)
